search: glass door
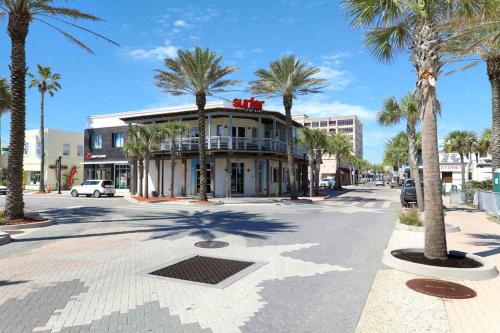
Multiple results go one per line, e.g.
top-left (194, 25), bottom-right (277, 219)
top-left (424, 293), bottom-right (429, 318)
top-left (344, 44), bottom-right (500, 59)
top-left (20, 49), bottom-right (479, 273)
top-left (232, 127), bottom-right (246, 149)
top-left (231, 162), bottom-right (244, 195)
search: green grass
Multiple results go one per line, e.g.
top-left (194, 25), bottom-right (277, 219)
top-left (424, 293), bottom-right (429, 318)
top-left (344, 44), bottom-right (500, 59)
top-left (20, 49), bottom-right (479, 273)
top-left (487, 215), bottom-right (500, 224)
top-left (398, 207), bottom-right (423, 227)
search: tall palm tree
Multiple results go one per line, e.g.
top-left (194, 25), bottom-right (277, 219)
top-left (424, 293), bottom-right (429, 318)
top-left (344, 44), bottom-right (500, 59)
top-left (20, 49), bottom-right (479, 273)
top-left (28, 65), bottom-right (61, 193)
top-left (162, 121), bottom-right (189, 198)
top-left (155, 47), bottom-right (239, 201)
top-left (383, 133), bottom-right (409, 172)
top-left (476, 129), bottom-right (491, 162)
top-left (297, 127), bottom-right (327, 197)
top-left (444, 130), bottom-right (476, 190)
top-left (0, 77), bottom-right (11, 154)
top-left (446, 20), bottom-right (500, 172)
top-left (379, 93), bottom-right (424, 211)
top-left (136, 124), bottom-right (165, 199)
top-left (0, 0), bottom-right (117, 220)
top-left (325, 132), bottom-right (351, 190)
top-left (250, 55), bottom-right (326, 200)
top-left (344, 0), bottom-right (497, 260)
top-left (123, 125), bottom-right (142, 196)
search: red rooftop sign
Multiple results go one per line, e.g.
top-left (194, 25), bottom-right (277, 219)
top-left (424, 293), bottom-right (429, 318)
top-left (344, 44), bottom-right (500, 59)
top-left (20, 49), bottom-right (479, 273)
top-left (232, 97), bottom-right (265, 111)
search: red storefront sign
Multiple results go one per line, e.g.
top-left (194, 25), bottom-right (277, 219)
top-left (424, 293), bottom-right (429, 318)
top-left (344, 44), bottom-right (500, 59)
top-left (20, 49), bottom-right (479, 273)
top-left (232, 97), bottom-right (265, 111)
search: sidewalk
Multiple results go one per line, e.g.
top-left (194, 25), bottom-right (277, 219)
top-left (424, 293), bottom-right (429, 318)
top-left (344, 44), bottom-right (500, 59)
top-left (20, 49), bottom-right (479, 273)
top-left (356, 207), bottom-right (500, 333)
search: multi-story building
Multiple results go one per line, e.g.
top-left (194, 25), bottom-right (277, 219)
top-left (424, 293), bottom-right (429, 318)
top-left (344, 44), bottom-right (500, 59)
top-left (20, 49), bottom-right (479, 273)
top-left (293, 114), bottom-right (363, 182)
top-left (84, 99), bottom-right (308, 197)
top-left (21, 129), bottom-right (84, 190)
top-left (439, 151), bottom-right (492, 191)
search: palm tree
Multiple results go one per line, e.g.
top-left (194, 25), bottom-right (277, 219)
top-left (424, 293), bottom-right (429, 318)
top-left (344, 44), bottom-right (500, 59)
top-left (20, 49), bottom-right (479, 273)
top-left (344, 0), bottom-right (497, 260)
top-left (297, 127), bottom-right (327, 197)
top-left (0, 0), bottom-right (117, 220)
top-left (155, 47), bottom-right (239, 201)
top-left (383, 134), bottom-right (408, 173)
top-left (162, 121), bottom-right (189, 198)
top-left (123, 125), bottom-right (143, 196)
top-left (444, 130), bottom-right (476, 190)
top-left (476, 129), bottom-right (491, 162)
top-left (136, 125), bottom-right (165, 199)
top-left (250, 55), bottom-right (326, 200)
top-left (0, 77), bottom-right (11, 154)
top-left (325, 132), bottom-right (351, 190)
top-left (446, 21), bottom-right (500, 172)
top-left (28, 65), bottom-right (61, 193)
top-left (378, 93), bottom-right (424, 211)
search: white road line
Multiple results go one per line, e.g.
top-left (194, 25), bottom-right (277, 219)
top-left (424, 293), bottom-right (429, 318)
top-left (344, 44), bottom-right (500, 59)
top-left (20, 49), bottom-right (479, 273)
top-left (363, 201), bottom-right (376, 208)
top-left (381, 201), bottom-right (391, 209)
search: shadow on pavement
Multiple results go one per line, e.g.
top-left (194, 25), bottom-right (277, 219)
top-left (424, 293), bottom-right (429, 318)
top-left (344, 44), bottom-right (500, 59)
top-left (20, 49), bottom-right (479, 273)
top-left (0, 280), bottom-right (29, 287)
top-left (469, 233), bottom-right (500, 257)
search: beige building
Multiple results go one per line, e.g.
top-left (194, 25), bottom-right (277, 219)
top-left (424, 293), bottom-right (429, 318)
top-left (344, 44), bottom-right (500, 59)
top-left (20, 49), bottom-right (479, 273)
top-left (22, 129), bottom-right (84, 190)
top-left (293, 114), bottom-right (363, 183)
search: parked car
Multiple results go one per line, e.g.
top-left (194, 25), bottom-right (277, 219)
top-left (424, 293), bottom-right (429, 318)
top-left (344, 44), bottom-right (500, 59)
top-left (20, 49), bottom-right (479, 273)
top-left (375, 178), bottom-right (385, 186)
top-left (319, 177), bottom-right (336, 189)
top-left (389, 177), bottom-right (399, 189)
top-left (400, 178), bottom-right (423, 207)
top-left (70, 180), bottom-right (116, 198)
top-left (0, 185), bottom-right (6, 195)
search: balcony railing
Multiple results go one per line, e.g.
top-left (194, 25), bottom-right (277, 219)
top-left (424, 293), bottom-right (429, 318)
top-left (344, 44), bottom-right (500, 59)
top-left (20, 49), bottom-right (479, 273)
top-left (158, 136), bottom-right (307, 157)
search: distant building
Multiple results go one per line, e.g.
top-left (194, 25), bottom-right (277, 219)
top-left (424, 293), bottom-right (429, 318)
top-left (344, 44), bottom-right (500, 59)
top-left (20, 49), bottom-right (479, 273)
top-left (293, 114), bottom-right (363, 184)
top-left (439, 151), bottom-right (492, 191)
top-left (21, 129), bottom-right (84, 190)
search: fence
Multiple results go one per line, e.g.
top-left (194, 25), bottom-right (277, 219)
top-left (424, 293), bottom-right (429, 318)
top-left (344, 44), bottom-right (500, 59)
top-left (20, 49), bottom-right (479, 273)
top-left (477, 191), bottom-right (500, 218)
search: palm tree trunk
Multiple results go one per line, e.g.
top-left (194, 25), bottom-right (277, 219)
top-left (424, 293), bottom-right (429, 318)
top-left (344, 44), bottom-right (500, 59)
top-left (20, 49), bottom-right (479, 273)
top-left (38, 92), bottom-right (45, 193)
top-left (170, 138), bottom-right (176, 198)
top-left (314, 151), bottom-right (321, 195)
top-left (196, 93), bottom-right (208, 201)
top-left (283, 95), bottom-right (298, 199)
top-left (130, 159), bottom-right (136, 195)
top-left (460, 154), bottom-right (466, 190)
top-left (5, 14), bottom-right (29, 221)
top-left (414, 22), bottom-right (447, 259)
top-left (144, 155), bottom-right (150, 198)
top-left (407, 122), bottom-right (424, 211)
top-left (335, 154), bottom-right (341, 190)
top-left (138, 160), bottom-right (143, 197)
top-left (309, 149), bottom-right (314, 197)
top-left (487, 57), bottom-right (500, 173)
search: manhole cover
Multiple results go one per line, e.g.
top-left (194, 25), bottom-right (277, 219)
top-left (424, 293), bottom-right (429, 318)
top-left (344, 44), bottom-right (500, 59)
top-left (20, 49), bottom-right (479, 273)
top-left (149, 255), bottom-right (254, 285)
top-left (406, 279), bottom-right (477, 299)
top-left (194, 241), bottom-right (229, 248)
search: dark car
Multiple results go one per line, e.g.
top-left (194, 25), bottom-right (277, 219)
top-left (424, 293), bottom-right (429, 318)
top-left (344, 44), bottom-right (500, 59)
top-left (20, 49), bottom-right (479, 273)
top-left (400, 178), bottom-right (423, 207)
top-left (0, 185), bottom-right (6, 195)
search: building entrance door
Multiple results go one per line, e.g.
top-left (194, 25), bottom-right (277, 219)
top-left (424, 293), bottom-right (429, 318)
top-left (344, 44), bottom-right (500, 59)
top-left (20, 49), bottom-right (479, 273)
top-left (231, 162), bottom-right (244, 195)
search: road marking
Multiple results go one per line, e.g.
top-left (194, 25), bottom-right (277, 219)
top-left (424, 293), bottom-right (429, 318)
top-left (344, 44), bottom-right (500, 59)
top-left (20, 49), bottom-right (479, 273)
top-left (382, 201), bottom-right (391, 209)
top-left (363, 201), bottom-right (376, 208)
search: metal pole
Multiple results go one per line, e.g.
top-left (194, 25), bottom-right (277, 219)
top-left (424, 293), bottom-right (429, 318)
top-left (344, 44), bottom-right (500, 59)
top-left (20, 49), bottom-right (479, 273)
top-left (161, 150), bottom-right (164, 197)
top-left (57, 155), bottom-right (62, 194)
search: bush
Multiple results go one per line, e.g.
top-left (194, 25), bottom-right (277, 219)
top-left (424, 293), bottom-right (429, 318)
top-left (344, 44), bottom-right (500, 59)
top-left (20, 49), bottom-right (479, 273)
top-left (462, 179), bottom-right (492, 205)
top-left (398, 207), bottom-right (423, 226)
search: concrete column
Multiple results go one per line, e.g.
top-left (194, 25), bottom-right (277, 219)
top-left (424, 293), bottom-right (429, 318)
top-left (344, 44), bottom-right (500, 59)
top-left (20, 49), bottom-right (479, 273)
top-left (226, 158), bottom-right (231, 198)
top-left (272, 119), bottom-right (276, 150)
top-left (278, 160), bottom-right (283, 196)
top-left (228, 115), bottom-right (233, 149)
top-left (266, 159), bottom-right (271, 197)
top-left (207, 115), bottom-right (212, 150)
top-left (255, 159), bottom-right (260, 196)
top-left (258, 117), bottom-right (262, 150)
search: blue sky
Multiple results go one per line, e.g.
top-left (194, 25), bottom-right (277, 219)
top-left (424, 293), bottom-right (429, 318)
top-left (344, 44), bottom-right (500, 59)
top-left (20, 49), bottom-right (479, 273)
top-left (0, 0), bottom-right (493, 162)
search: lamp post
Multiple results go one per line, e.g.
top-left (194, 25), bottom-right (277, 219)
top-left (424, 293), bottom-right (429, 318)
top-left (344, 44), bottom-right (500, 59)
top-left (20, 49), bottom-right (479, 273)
top-left (57, 155), bottom-right (62, 194)
top-left (161, 149), bottom-right (164, 197)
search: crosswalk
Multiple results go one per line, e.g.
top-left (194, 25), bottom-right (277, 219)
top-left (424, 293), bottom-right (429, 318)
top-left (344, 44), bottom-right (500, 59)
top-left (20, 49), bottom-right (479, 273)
top-left (321, 199), bottom-right (399, 210)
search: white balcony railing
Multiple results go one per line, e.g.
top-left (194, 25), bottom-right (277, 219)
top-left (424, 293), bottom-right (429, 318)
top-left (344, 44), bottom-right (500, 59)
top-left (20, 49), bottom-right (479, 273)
top-left (158, 136), bottom-right (307, 157)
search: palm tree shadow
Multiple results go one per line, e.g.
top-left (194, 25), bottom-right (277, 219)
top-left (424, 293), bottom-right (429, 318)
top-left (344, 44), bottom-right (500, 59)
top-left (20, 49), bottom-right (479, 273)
top-left (147, 210), bottom-right (296, 241)
top-left (468, 233), bottom-right (500, 257)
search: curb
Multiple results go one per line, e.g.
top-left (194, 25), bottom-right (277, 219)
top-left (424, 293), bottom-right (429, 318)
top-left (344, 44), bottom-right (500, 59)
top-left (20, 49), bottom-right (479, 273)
top-left (0, 231), bottom-right (11, 246)
top-left (395, 221), bottom-right (461, 233)
top-left (382, 247), bottom-right (499, 281)
top-left (0, 219), bottom-right (54, 230)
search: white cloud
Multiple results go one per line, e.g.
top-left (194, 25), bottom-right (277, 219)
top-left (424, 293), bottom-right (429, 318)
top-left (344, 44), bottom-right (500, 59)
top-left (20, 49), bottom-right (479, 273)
top-left (314, 51), bottom-right (353, 90)
top-left (174, 19), bottom-right (189, 27)
top-left (127, 41), bottom-right (179, 61)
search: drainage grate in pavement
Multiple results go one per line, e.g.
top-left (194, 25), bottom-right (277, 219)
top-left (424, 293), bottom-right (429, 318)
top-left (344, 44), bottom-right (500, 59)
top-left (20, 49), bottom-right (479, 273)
top-left (194, 241), bottom-right (229, 249)
top-left (149, 255), bottom-right (255, 285)
top-left (406, 279), bottom-right (477, 299)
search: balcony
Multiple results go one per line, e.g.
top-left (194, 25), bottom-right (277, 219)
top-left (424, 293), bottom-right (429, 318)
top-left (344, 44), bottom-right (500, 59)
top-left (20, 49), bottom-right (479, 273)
top-left (158, 136), bottom-right (307, 158)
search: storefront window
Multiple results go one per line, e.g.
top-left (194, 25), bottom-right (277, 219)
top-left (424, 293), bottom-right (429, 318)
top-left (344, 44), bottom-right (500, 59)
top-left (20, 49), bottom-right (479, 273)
top-left (29, 171), bottom-right (40, 185)
top-left (92, 135), bottom-right (103, 149)
top-left (113, 133), bottom-right (124, 148)
top-left (114, 164), bottom-right (131, 189)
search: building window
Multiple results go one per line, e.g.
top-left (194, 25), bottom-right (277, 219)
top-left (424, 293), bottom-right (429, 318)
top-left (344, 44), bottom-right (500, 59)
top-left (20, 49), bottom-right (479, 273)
top-left (63, 144), bottom-right (70, 156)
top-left (92, 134), bottom-right (103, 149)
top-left (112, 133), bottom-right (124, 148)
top-left (272, 168), bottom-right (278, 183)
top-left (338, 119), bottom-right (354, 126)
top-left (320, 121), bottom-right (328, 127)
top-left (191, 127), bottom-right (199, 138)
top-left (304, 122), bottom-right (311, 127)
top-left (24, 143), bottom-right (30, 155)
top-left (77, 145), bottom-right (84, 157)
top-left (329, 128), bottom-right (336, 134)
top-left (339, 127), bottom-right (353, 133)
top-left (29, 171), bottom-right (40, 185)
top-left (311, 122), bottom-right (319, 128)
top-left (329, 120), bottom-right (336, 126)
top-left (36, 142), bottom-right (42, 156)
top-left (216, 125), bottom-right (224, 136)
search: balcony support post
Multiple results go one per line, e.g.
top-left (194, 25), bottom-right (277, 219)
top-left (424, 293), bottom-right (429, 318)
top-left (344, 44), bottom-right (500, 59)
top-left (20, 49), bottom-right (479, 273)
top-left (207, 115), bottom-right (212, 150)
top-left (229, 115), bottom-right (233, 150)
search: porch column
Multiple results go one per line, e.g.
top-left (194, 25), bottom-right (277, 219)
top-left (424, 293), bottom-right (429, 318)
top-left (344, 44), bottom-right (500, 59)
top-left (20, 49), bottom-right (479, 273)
top-left (226, 158), bottom-right (231, 198)
top-left (258, 117), bottom-right (262, 150)
top-left (155, 159), bottom-right (160, 196)
top-left (254, 158), bottom-right (260, 196)
top-left (266, 159), bottom-right (271, 197)
top-left (207, 115), bottom-right (212, 150)
top-left (278, 160), bottom-right (283, 196)
top-left (272, 119), bottom-right (277, 151)
top-left (182, 159), bottom-right (187, 196)
top-left (228, 115), bottom-right (233, 149)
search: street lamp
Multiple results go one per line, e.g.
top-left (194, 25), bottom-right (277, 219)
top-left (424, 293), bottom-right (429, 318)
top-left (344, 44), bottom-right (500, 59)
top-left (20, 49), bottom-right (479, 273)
top-left (56, 155), bottom-right (62, 194)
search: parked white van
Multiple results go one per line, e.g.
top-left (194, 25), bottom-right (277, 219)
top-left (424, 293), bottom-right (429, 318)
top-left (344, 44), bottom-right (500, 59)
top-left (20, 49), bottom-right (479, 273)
top-left (70, 180), bottom-right (116, 198)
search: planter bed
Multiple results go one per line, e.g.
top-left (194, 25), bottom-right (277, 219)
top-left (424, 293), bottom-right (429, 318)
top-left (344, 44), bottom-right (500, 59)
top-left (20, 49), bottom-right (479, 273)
top-left (132, 196), bottom-right (189, 203)
top-left (395, 221), bottom-right (460, 233)
top-left (0, 217), bottom-right (53, 230)
top-left (383, 247), bottom-right (498, 281)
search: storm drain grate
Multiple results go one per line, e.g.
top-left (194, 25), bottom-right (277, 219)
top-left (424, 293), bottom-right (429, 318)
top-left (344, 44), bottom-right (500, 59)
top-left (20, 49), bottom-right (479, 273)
top-left (149, 255), bottom-right (255, 285)
top-left (406, 279), bottom-right (477, 299)
top-left (194, 241), bottom-right (229, 249)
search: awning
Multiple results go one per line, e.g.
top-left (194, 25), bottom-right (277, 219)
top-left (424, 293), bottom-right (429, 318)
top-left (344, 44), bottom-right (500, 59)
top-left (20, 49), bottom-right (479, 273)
top-left (80, 161), bottom-right (129, 165)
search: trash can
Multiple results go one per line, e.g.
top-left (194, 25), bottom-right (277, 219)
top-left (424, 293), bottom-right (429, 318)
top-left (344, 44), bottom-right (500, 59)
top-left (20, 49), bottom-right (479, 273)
top-left (494, 169), bottom-right (500, 193)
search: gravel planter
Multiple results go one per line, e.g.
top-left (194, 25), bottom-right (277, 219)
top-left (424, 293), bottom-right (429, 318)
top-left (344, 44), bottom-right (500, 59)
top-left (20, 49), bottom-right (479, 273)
top-left (395, 221), bottom-right (460, 233)
top-left (382, 247), bottom-right (499, 281)
top-left (0, 219), bottom-right (54, 230)
top-left (0, 232), bottom-right (11, 246)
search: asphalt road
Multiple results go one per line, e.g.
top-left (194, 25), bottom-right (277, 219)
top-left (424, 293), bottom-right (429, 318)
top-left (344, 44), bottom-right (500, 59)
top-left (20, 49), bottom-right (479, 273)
top-left (0, 185), bottom-right (400, 333)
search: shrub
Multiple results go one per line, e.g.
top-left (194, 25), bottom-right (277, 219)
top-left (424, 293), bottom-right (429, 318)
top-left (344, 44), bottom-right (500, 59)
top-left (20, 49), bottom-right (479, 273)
top-left (398, 207), bottom-right (423, 226)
